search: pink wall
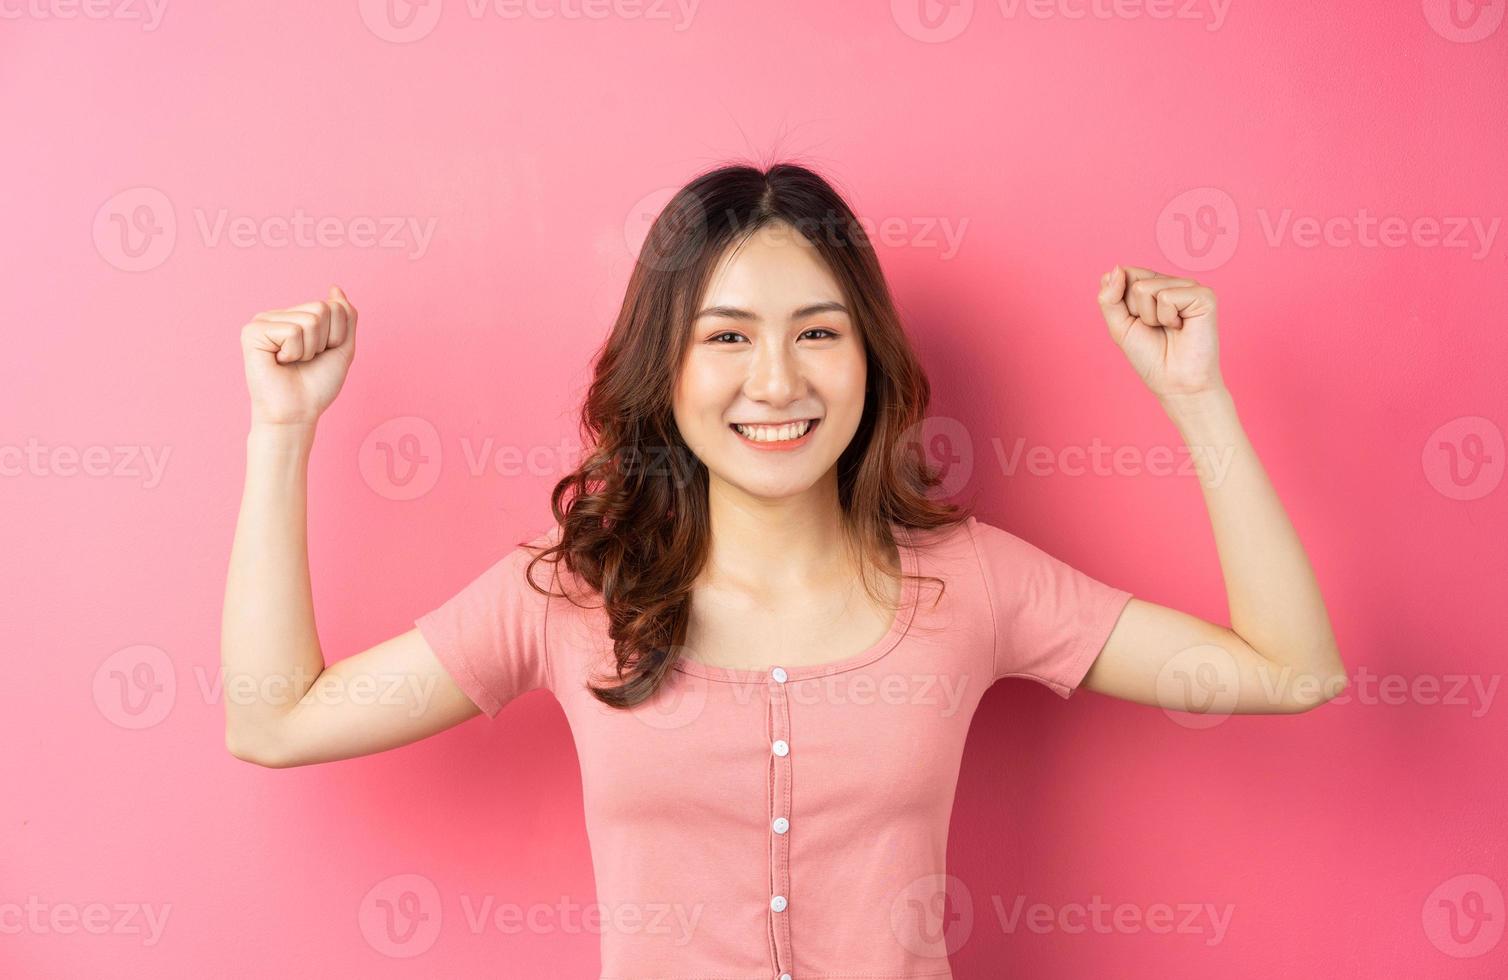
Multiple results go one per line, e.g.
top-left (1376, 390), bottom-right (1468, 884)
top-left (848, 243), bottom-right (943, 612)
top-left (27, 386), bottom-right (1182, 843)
top-left (3, 2), bottom-right (1504, 977)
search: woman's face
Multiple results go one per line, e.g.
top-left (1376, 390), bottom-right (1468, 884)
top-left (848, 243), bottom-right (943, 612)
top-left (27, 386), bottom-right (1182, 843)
top-left (672, 220), bottom-right (868, 503)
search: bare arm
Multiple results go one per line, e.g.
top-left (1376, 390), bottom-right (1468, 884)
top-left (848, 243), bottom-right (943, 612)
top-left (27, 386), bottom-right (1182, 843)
top-left (1080, 265), bottom-right (1347, 714)
top-left (221, 288), bottom-right (482, 768)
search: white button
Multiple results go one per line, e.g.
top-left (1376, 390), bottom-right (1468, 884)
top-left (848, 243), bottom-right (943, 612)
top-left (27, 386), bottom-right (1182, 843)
top-left (770, 895), bottom-right (788, 912)
top-left (779, 974), bottom-right (792, 980)
top-left (772, 816), bottom-right (789, 834)
top-left (772, 739), bottom-right (789, 757)
top-left (771, 666), bottom-right (788, 683)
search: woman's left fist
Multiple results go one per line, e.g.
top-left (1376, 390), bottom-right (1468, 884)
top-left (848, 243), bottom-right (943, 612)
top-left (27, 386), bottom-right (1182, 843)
top-left (1097, 265), bottom-right (1225, 401)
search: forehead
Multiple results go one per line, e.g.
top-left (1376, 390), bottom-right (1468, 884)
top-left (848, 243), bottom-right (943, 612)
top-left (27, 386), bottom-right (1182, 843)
top-left (699, 221), bottom-right (846, 311)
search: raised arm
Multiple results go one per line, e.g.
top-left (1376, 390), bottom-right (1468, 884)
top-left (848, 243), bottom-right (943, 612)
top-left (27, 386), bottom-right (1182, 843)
top-left (221, 288), bottom-right (481, 769)
top-left (1081, 265), bottom-right (1348, 714)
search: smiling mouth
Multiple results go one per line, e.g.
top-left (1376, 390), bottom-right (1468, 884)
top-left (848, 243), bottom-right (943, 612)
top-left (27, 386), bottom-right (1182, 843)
top-left (728, 418), bottom-right (820, 445)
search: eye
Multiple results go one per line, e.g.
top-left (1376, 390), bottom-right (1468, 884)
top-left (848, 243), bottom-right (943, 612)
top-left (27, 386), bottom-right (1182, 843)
top-left (704, 327), bottom-right (838, 345)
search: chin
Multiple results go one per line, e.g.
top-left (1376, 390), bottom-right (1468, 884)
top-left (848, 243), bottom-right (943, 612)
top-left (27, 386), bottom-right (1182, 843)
top-left (716, 470), bottom-right (823, 501)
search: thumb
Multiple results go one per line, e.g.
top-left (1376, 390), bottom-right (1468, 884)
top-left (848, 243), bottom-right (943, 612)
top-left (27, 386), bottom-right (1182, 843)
top-left (326, 284), bottom-right (357, 356)
top-left (1097, 265), bottom-right (1133, 341)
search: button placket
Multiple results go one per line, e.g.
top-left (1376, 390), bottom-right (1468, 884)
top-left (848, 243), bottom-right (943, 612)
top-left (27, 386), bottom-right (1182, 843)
top-left (767, 664), bottom-right (794, 976)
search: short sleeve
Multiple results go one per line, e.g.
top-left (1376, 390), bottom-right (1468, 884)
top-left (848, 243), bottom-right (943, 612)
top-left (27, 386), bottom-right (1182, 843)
top-left (414, 532), bottom-right (556, 718)
top-left (968, 516), bottom-right (1133, 699)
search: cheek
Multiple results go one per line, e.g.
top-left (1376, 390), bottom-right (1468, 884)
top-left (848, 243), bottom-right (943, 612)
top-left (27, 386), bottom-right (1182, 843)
top-left (674, 357), bottom-right (734, 418)
top-left (828, 357), bottom-right (868, 413)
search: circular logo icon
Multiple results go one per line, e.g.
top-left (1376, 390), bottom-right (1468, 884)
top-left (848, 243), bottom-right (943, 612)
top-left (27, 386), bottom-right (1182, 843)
top-left (93, 644), bottom-right (175, 729)
top-left (624, 186), bottom-right (706, 273)
top-left (1422, 415), bottom-right (1503, 501)
top-left (632, 654), bottom-right (709, 730)
top-left (1422, 873), bottom-right (1504, 957)
top-left (360, 416), bottom-right (443, 501)
top-left (891, 0), bottom-right (975, 43)
top-left (358, 0), bottom-right (443, 43)
top-left (93, 187), bottom-right (176, 272)
top-left (1156, 642), bottom-right (1242, 729)
top-left (359, 872), bottom-right (443, 957)
top-left (898, 415), bottom-right (974, 499)
top-left (1156, 187), bottom-right (1239, 272)
top-left (889, 872), bottom-right (973, 956)
top-left (1422, 0), bottom-right (1504, 42)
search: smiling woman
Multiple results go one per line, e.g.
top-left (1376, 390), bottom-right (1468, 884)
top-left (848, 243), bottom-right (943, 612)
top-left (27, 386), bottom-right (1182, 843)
top-left (534, 163), bottom-right (967, 709)
top-left (223, 160), bottom-right (1346, 980)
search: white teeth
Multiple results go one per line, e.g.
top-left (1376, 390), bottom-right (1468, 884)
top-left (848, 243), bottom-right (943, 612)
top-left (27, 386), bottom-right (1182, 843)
top-left (734, 419), bottom-right (814, 442)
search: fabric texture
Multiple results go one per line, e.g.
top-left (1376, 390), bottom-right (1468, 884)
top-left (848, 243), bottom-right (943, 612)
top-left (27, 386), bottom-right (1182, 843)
top-left (414, 515), bottom-right (1133, 979)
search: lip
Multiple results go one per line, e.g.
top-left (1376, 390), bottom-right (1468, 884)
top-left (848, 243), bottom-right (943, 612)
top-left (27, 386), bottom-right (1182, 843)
top-left (729, 418), bottom-right (820, 451)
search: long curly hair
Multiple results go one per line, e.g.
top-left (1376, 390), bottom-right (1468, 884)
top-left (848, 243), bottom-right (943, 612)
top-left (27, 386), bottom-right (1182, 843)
top-left (523, 161), bottom-right (972, 708)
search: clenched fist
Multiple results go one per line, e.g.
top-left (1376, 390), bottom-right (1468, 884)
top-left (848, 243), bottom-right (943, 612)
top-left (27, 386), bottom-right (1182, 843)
top-left (1097, 265), bottom-right (1224, 402)
top-left (240, 285), bottom-right (358, 426)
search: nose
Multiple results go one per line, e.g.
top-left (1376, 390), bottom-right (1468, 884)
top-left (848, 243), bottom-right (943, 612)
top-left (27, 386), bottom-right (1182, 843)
top-left (743, 339), bottom-right (806, 405)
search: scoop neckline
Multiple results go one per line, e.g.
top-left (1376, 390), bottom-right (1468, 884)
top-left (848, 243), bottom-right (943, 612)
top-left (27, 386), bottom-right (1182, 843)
top-left (670, 522), bottom-right (923, 684)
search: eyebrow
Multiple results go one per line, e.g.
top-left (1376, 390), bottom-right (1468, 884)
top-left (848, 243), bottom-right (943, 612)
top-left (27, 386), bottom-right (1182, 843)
top-left (694, 301), bottom-right (850, 322)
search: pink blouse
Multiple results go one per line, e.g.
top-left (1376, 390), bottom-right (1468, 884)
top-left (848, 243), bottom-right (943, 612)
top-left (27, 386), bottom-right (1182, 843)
top-left (415, 515), bottom-right (1133, 980)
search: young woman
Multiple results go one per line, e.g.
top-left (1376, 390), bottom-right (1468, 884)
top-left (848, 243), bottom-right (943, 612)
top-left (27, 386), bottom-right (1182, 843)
top-left (222, 163), bottom-right (1346, 979)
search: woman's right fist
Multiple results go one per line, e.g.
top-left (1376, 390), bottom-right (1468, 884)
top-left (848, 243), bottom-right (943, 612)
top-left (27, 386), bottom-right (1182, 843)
top-left (240, 285), bottom-right (358, 427)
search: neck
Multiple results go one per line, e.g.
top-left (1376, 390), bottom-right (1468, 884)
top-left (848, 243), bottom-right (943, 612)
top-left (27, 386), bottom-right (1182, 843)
top-left (700, 472), bottom-right (860, 595)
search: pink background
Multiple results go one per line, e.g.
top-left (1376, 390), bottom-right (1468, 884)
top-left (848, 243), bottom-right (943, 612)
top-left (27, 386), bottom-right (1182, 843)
top-left (3, 2), bottom-right (1505, 977)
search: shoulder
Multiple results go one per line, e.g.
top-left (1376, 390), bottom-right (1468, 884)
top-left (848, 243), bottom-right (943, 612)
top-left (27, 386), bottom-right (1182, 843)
top-left (927, 515), bottom-right (1068, 594)
top-left (900, 514), bottom-right (1006, 561)
top-left (896, 516), bottom-right (995, 587)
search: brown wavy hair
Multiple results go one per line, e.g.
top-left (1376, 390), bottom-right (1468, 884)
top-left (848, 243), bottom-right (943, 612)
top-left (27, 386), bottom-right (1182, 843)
top-left (524, 160), bottom-right (972, 708)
